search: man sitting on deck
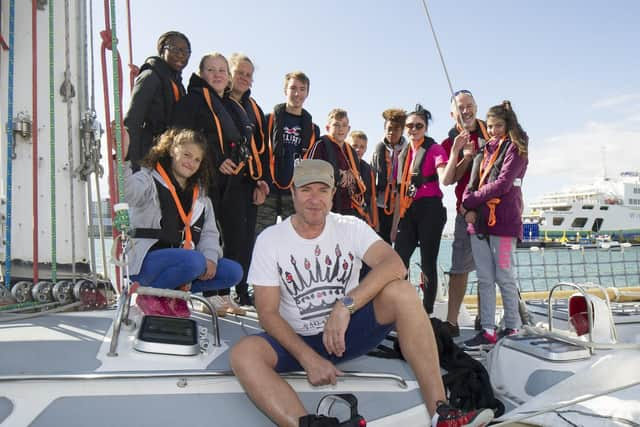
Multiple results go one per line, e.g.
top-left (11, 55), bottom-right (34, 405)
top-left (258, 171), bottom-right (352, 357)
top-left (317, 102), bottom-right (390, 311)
top-left (230, 159), bottom-right (493, 427)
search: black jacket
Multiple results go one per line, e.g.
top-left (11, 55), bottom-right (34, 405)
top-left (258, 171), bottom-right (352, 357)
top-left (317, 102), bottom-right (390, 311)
top-left (124, 56), bottom-right (185, 166)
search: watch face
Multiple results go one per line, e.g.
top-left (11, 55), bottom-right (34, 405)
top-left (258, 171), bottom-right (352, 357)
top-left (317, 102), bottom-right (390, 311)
top-left (342, 296), bottom-right (354, 306)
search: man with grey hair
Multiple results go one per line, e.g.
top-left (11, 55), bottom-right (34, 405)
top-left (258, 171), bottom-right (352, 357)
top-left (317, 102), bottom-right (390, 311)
top-left (230, 159), bottom-right (493, 427)
top-left (441, 90), bottom-right (490, 336)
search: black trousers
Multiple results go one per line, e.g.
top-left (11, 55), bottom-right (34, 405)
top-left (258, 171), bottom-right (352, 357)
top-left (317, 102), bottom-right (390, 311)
top-left (205, 175), bottom-right (256, 298)
top-left (394, 197), bottom-right (447, 314)
top-left (377, 207), bottom-right (393, 244)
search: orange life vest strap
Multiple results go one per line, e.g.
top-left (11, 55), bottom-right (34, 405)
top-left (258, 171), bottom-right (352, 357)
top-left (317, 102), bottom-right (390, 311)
top-left (249, 98), bottom-right (266, 154)
top-left (398, 137), bottom-right (425, 218)
top-left (382, 149), bottom-right (397, 216)
top-left (486, 198), bottom-right (501, 227)
top-left (229, 98), bottom-right (263, 180)
top-left (170, 81), bottom-right (181, 103)
top-left (155, 163), bottom-right (199, 249)
top-left (478, 136), bottom-right (506, 188)
top-left (202, 88), bottom-right (225, 155)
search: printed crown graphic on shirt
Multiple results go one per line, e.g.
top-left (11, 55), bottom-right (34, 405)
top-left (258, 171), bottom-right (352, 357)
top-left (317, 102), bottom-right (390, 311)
top-left (278, 244), bottom-right (355, 319)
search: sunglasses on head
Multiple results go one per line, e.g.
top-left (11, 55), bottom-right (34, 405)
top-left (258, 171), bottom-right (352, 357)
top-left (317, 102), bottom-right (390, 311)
top-left (405, 123), bottom-right (425, 130)
top-left (451, 89), bottom-right (473, 101)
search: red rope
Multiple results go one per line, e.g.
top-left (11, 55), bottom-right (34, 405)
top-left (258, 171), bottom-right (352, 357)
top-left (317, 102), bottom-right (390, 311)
top-left (31, 0), bottom-right (39, 282)
top-left (125, 0), bottom-right (138, 90)
top-left (100, 0), bottom-right (126, 290)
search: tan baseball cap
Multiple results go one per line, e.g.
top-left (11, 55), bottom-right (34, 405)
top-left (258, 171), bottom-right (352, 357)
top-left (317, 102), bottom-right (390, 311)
top-left (293, 159), bottom-right (335, 188)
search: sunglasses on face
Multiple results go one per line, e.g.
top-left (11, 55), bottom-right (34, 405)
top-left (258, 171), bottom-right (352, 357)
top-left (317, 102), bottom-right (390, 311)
top-left (405, 123), bottom-right (425, 130)
top-left (164, 45), bottom-right (191, 56)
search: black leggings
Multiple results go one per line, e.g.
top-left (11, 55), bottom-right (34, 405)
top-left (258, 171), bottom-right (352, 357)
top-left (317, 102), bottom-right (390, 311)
top-left (394, 197), bottom-right (447, 314)
top-left (205, 176), bottom-right (256, 298)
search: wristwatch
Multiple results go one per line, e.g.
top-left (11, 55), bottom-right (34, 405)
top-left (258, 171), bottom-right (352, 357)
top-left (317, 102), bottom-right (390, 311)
top-left (339, 296), bottom-right (356, 314)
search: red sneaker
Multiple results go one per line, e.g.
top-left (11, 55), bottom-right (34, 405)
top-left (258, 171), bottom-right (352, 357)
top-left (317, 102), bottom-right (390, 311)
top-left (166, 297), bottom-right (191, 318)
top-left (433, 401), bottom-right (493, 427)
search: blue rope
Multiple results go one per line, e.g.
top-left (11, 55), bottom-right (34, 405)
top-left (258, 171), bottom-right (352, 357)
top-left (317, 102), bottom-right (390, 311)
top-left (4, 0), bottom-right (16, 289)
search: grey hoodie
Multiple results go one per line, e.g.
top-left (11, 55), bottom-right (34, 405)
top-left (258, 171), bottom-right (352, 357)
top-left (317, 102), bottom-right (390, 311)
top-left (124, 163), bottom-right (222, 275)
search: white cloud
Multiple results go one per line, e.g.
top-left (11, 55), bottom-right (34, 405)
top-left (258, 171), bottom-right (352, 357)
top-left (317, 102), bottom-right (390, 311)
top-left (592, 94), bottom-right (640, 109)
top-left (529, 120), bottom-right (640, 188)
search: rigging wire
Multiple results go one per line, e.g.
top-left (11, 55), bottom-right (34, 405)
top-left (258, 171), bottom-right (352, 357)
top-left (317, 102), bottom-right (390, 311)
top-left (125, 0), bottom-right (136, 90)
top-left (49, 0), bottom-right (57, 282)
top-left (418, 0), bottom-right (465, 126)
top-left (31, 0), bottom-right (39, 283)
top-left (108, 0), bottom-right (125, 202)
top-left (3, 0), bottom-right (16, 288)
top-left (79, 0), bottom-right (99, 284)
top-left (63, 0), bottom-right (77, 282)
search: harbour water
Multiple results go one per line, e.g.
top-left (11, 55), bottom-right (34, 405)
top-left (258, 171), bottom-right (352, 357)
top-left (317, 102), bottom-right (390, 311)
top-left (96, 238), bottom-right (640, 295)
top-left (409, 241), bottom-right (640, 294)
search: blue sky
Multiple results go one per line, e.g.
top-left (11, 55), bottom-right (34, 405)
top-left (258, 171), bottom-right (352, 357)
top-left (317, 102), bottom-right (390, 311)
top-left (97, 1), bottom-right (640, 231)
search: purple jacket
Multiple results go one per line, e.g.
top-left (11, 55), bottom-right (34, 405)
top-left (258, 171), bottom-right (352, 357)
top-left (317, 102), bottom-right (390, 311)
top-left (462, 138), bottom-right (528, 239)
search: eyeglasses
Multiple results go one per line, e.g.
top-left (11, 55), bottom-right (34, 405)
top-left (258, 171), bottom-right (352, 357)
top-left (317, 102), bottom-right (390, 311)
top-left (451, 89), bottom-right (473, 101)
top-left (164, 45), bottom-right (191, 56)
top-left (405, 123), bottom-right (425, 130)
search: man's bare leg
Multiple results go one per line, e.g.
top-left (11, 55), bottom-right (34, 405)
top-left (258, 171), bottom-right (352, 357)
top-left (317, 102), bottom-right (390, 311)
top-left (373, 279), bottom-right (446, 415)
top-left (230, 336), bottom-right (306, 427)
top-left (447, 272), bottom-right (468, 325)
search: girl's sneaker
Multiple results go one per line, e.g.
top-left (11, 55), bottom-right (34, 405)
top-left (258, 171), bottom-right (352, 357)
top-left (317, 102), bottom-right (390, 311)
top-left (223, 295), bottom-right (246, 315)
top-left (463, 329), bottom-right (497, 350)
top-left (206, 295), bottom-right (229, 317)
top-left (432, 401), bottom-right (494, 426)
top-left (498, 328), bottom-right (518, 339)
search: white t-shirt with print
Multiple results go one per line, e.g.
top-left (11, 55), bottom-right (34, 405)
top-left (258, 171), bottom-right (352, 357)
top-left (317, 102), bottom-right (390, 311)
top-left (248, 212), bottom-right (380, 336)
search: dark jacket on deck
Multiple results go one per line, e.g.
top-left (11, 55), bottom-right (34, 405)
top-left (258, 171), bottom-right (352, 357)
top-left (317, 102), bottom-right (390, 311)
top-left (124, 56), bottom-right (185, 166)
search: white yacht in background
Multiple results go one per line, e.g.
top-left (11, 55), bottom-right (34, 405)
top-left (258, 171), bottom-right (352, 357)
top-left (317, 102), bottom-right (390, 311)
top-left (524, 172), bottom-right (640, 243)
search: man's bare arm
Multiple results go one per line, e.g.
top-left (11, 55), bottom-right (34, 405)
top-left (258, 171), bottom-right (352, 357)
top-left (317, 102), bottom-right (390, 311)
top-left (346, 240), bottom-right (407, 310)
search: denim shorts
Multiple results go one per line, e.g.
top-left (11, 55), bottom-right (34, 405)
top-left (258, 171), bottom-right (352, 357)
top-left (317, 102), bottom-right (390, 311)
top-left (257, 301), bottom-right (394, 372)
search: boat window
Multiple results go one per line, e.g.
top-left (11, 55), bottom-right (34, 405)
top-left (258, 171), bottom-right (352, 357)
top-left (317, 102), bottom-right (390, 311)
top-left (552, 217), bottom-right (564, 226)
top-left (591, 218), bottom-right (603, 232)
top-left (552, 206), bottom-right (571, 211)
top-left (600, 206), bottom-right (609, 210)
top-left (571, 217), bottom-right (588, 228)
top-left (581, 205), bottom-right (593, 210)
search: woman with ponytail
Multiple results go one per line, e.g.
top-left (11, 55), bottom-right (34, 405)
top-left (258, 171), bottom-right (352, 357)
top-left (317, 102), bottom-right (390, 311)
top-left (392, 105), bottom-right (459, 315)
top-left (461, 100), bottom-right (529, 349)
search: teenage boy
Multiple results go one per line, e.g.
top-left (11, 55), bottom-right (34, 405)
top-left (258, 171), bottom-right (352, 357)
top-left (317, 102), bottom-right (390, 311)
top-left (347, 130), bottom-right (377, 228)
top-left (255, 71), bottom-right (321, 236)
top-left (370, 108), bottom-right (407, 243)
top-left (308, 109), bottom-right (365, 216)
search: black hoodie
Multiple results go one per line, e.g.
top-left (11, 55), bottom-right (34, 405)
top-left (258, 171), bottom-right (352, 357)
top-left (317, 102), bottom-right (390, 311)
top-left (124, 56), bottom-right (185, 166)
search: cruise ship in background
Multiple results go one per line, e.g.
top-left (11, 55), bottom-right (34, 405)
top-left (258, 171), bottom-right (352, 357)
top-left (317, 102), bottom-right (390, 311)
top-left (523, 171), bottom-right (640, 243)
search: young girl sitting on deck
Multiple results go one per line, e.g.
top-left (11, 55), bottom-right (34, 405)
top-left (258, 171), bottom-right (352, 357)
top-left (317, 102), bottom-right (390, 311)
top-left (461, 101), bottom-right (528, 348)
top-left (123, 128), bottom-right (243, 316)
